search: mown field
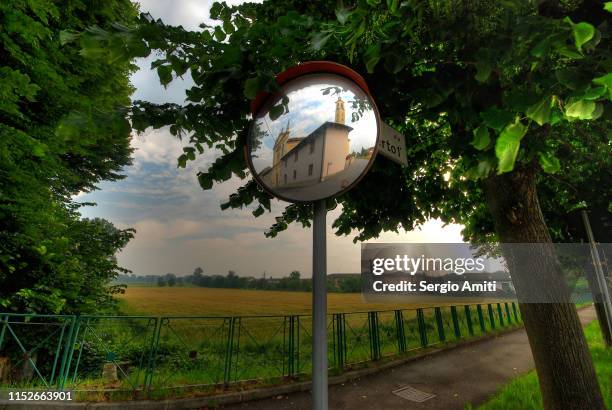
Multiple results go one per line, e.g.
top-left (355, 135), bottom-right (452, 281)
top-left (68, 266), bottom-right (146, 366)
top-left (116, 286), bottom-right (450, 316)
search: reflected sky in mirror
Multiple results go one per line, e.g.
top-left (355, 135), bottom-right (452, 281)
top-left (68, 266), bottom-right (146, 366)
top-left (249, 73), bottom-right (378, 202)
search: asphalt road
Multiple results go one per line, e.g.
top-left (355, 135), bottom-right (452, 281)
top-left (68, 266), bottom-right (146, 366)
top-left (222, 307), bottom-right (597, 410)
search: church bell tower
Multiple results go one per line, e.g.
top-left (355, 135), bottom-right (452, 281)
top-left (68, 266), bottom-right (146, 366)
top-left (335, 97), bottom-right (345, 124)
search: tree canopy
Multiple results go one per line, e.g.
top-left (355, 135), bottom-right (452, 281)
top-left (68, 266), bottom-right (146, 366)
top-left (69, 0), bottom-right (610, 244)
top-left (0, 0), bottom-right (138, 314)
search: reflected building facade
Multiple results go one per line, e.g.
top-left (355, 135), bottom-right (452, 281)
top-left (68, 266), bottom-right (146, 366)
top-left (260, 98), bottom-right (357, 189)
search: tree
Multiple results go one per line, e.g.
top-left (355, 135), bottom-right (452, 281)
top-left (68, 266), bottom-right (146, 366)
top-left (166, 273), bottom-right (177, 287)
top-left (0, 0), bottom-right (137, 314)
top-left (69, 0), bottom-right (610, 406)
top-left (289, 270), bottom-right (301, 280)
top-left (157, 277), bottom-right (166, 287)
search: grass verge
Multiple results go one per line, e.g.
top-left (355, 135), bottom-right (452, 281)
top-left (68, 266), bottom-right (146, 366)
top-left (475, 320), bottom-right (611, 409)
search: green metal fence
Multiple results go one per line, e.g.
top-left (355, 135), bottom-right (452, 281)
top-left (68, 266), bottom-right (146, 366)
top-left (0, 302), bottom-right (522, 398)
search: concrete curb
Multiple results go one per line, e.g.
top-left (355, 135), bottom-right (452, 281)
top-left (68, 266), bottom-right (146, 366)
top-left (0, 325), bottom-right (526, 410)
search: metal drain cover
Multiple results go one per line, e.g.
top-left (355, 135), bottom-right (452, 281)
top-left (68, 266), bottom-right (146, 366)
top-left (392, 386), bottom-right (436, 403)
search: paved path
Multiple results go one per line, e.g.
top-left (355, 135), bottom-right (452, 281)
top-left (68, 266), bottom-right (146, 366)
top-left (222, 307), bottom-right (597, 410)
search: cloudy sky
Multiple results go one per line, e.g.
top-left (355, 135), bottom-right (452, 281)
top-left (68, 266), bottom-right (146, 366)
top-left (77, 0), bottom-right (464, 278)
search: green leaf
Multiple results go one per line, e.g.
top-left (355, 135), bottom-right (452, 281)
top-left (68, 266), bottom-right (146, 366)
top-left (157, 65), bottom-right (173, 87)
top-left (335, 8), bottom-right (351, 24)
top-left (580, 86), bottom-right (606, 100)
top-left (495, 120), bottom-right (527, 174)
top-left (210, 2), bottom-right (224, 19)
top-left (550, 108), bottom-right (564, 125)
top-left (79, 34), bottom-right (105, 58)
top-left (311, 32), bottom-right (331, 51)
top-left (59, 30), bottom-right (80, 45)
top-left (572, 22), bottom-right (595, 50)
top-left (269, 104), bottom-right (284, 121)
top-left (252, 205), bottom-right (265, 217)
top-left (223, 20), bottom-right (234, 34)
top-left (214, 26), bottom-right (226, 41)
top-left (177, 154), bottom-right (188, 168)
top-left (386, 0), bottom-right (399, 13)
top-left (592, 73), bottom-right (612, 93)
top-left (474, 60), bottom-right (492, 82)
top-left (244, 77), bottom-right (262, 99)
top-left (557, 46), bottom-right (583, 59)
top-left (539, 152), bottom-right (561, 174)
top-left (471, 125), bottom-right (490, 150)
top-left (591, 103), bottom-right (604, 120)
top-left (476, 159), bottom-right (494, 179)
top-left (605, 2), bottom-right (612, 12)
top-left (480, 108), bottom-right (513, 131)
top-left (364, 43), bottom-right (381, 73)
top-left (530, 38), bottom-right (550, 58)
top-left (564, 99), bottom-right (596, 119)
top-left (198, 173), bottom-right (213, 190)
top-left (184, 147), bottom-right (196, 161)
top-left (467, 159), bottom-right (494, 180)
top-left (32, 143), bottom-right (46, 158)
top-left (555, 68), bottom-right (589, 90)
top-left (526, 96), bottom-right (552, 126)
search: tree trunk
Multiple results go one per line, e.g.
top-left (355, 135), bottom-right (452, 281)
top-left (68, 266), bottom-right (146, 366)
top-left (482, 166), bottom-right (604, 410)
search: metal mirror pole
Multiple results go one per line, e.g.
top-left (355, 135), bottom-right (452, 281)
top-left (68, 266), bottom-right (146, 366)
top-left (312, 199), bottom-right (328, 410)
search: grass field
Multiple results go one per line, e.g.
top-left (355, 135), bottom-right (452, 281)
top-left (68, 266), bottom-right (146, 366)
top-left (116, 286), bottom-right (455, 316)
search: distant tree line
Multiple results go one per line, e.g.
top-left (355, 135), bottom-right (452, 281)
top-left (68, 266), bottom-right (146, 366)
top-left (115, 268), bottom-right (362, 293)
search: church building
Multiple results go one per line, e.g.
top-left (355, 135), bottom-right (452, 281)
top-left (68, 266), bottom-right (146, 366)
top-left (260, 97), bottom-right (353, 189)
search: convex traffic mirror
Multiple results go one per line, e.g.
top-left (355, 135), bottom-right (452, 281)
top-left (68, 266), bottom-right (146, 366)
top-left (247, 69), bottom-right (381, 202)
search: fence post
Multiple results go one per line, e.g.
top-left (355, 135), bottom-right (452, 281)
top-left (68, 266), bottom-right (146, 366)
top-left (57, 316), bottom-right (77, 390)
top-left (368, 312), bottom-right (381, 360)
top-left (488, 304), bottom-right (496, 330)
top-left (61, 316), bottom-right (81, 389)
top-left (333, 314), bottom-right (345, 369)
top-left (504, 302), bottom-right (512, 325)
top-left (416, 309), bottom-right (428, 347)
top-left (434, 307), bottom-right (445, 343)
top-left (296, 316), bottom-right (301, 374)
top-left (496, 303), bottom-right (505, 327)
top-left (284, 316), bottom-right (293, 376)
top-left (147, 317), bottom-right (163, 392)
top-left (450, 306), bottom-right (461, 339)
top-left (71, 318), bottom-right (91, 386)
top-left (290, 316), bottom-right (298, 376)
top-left (394, 310), bottom-right (406, 353)
top-left (50, 318), bottom-right (69, 386)
top-left (512, 302), bottom-right (519, 322)
top-left (224, 317), bottom-right (237, 385)
top-left (0, 315), bottom-right (7, 350)
top-left (476, 305), bottom-right (486, 333)
top-left (464, 306), bottom-right (474, 336)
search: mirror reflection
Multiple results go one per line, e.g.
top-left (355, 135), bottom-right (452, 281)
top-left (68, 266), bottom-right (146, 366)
top-left (248, 73), bottom-right (379, 202)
